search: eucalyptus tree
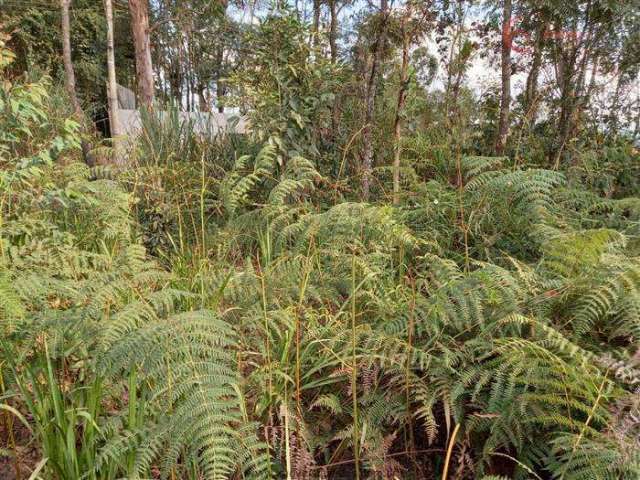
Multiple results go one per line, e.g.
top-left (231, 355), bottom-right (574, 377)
top-left (129, 0), bottom-right (155, 107)
top-left (105, 0), bottom-right (122, 162)
top-left (495, 0), bottom-right (511, 155)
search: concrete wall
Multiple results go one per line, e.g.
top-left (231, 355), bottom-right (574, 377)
top-left (114, 85), bottom-right (245, 137)
top-left (117, 109), bottom-right (247, 136)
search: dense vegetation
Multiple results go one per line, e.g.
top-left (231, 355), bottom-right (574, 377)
top-left (1, 1), bottom-right (639, 479)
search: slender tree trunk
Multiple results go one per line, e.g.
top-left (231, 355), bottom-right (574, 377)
top-left (444, 2), bottom-right (465, 122)
top-left (128, 0), bottom-right (155, 108)
top-left (313, 0), bottom-right (321, 47)
top-left (61, 0), bottom-right (82, 117)
top-left (361, 0), bottom-right (388, 200)
top-left (634, 98), bottom-right (640, 141)
top-left (554, 32), bottom-right (575, 165)
top-left (198, 85), bottom-right (208, 112)
top-left (576, 54), bottom-right (599, 136)
top-left (217, 82), bottom-right (226, 113)
top-left (554, 88), bottom-right (575, 167)
top-left (172, 43), bottom-right (183, 102)
top-left (327, 0), bottom-right (340, 145)
top-left (524, 23), bottom-right (544, 122)
top-left (328, 0), bottom-right (338, 63)
top-left (392, 28), bottom-right (410, 205)
top-left (610, 69), bottom-right (624, 136)
top-left (186, 31), bottom-right (192, 111)
top-left (215, 42), bottom-right (225, 112)
top-left (443, 33), bottom-right (457, 118)
top-left (553, 6), bottom-right (594, 167)
top-left (495, 0), bottom-right (512, 155)
top-left (212, 1), bottom-right (229, 112)
top-left (105, 0), bottom-right (123, 163)
top-left (61, 0), bottom-right (95, 165)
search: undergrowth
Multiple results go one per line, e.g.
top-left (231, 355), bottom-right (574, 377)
top-left (1, 38), bottom-right (639, 480)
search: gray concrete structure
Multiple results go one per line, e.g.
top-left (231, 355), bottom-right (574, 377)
top-left (115, 84), bottom-right (246, 136)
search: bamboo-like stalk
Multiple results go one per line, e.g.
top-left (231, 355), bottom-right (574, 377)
top-left (199, 152), bottom-right (207, 260)
top-left (559, 372), bottom-right (609, 480)
top-left (441, 423), bottom-right (460, 480)
top-left (295, 240), bottom-right (313, 419)
top-left (126, 366), bottom-right (138, 477)
top-left (351, 254), bottom-right (360, 480)
top-left (405, 276), bottom-right (417, 476)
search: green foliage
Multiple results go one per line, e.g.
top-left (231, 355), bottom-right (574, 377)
top-left (0, 50), bottom-right (266, 480)
top-left (2, 17), bottom-right (640, 480)
top-left (221, 140), bottom-right (320, 215)
top-left (230, 11), bottom-right (342, 162)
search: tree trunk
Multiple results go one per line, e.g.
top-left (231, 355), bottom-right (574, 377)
top-left (217, 81), bottom-right (226, 113)
top-left (552, 7), bottom-right (595, 167)
top-left (212, 1), bottom-right (229, 112)
top-left (61, 0), bottom-right (82, 117)
top-left (444, 2), bottom-right (465, 122)
top-left (105, 0), bottom-right (123, 163)
top-left (392, 28), bottom-right (410, 205)
top-left (128, 0), bottom-right (155, 108)
top-left (524, 23), bottom-right (544, 123)
top-left (198, 85), bottom-right (208, 112)
top-left (553, 27), bottom-right (574, 166)
top-left (215, 41), bottom-right (225, 112)
top-left (576, 54), bottom-right (599, 136)
top-left (361, 0), bottom-right (388, 200)
top-left (327, 0), bottom-right (339, 144)
top-left (313, 0), bottom-right (321, 47)
top-left (328, 0), bottom-right (338, 63)
top-left (495, 0), bottom-right (512, 155)
top-left (61, 0), bottom-right (95, 165)
top-left (634, 98), bottom-right (640, 141)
